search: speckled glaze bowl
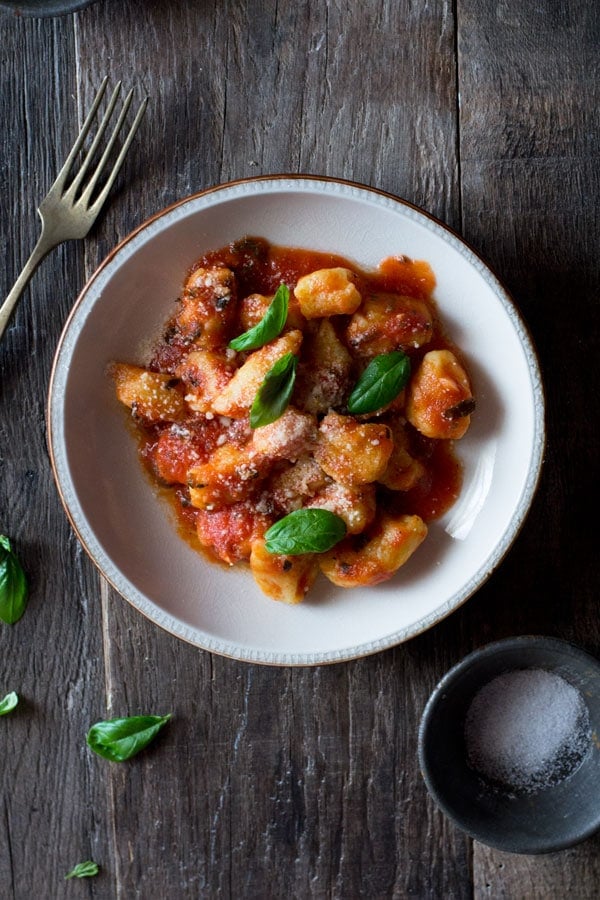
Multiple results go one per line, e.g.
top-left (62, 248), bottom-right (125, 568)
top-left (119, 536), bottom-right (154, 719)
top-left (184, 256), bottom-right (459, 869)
top-left (0, 0), bottom-right (96, 16)
top-left (418, 636), bottom-right (600, 853)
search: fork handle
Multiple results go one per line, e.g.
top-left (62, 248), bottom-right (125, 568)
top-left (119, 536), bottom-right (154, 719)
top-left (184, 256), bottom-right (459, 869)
top-left (0, 232), bottom-right (57, 342)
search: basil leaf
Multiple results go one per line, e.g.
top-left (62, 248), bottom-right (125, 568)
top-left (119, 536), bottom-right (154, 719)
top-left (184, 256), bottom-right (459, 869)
top-left (65, 861), bottom-right (99, 880)
top-left (347, 351), bottom-right (411, 415)
top-left (265, 509), bottom-right (347, 555)
top-left (0, 535), bottom-right (28, 625)
top-left (86, 714), bottom-right (172, 762)
top-left (250, 352), bottom-right (298, 429)
top-left (229, 283), bottom-right (289, 351)
top-left (0, 692), bottom-right (18, 716)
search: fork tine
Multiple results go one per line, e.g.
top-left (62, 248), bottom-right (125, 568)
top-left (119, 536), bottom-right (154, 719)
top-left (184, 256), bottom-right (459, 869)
top-left (0, 79), bottom-right (148, 342)
top-left (79, 88), bottom-right (134, 206)
top-left (88, 97), bottom-right (148, 216)
top-left (50, 76), bottom-right (110, 194)
top-left (66, 81), bottom-right (124, 200)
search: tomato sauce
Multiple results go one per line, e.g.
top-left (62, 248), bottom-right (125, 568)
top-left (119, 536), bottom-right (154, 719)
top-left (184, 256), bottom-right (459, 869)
top-left (386, 439), bottom-right (462, 521)
top-left (198, 236), bottom-right (435, 306)
top-left (191, 236), bottom-right (463, 517)
top-left (133, 237), bottom-right (465, 566)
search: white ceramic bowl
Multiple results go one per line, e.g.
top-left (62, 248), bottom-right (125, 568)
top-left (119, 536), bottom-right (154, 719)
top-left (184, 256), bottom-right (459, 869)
top-left (48, 176), bottom-right (545, 665)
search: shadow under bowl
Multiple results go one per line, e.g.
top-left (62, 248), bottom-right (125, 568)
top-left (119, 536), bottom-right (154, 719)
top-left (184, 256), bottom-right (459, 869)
top-left (418, 636), bottom-right (600, 854)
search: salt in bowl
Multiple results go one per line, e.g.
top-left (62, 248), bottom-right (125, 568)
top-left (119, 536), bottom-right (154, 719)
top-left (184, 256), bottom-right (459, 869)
top-left (418, 635), bottom-right (600, 853)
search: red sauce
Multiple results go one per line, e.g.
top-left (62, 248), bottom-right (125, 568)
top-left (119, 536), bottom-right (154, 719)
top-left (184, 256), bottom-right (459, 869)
top-left (197, 236), bottom-right (435, 307)
top-left (132, 237), bottom-right (465, 565)
top-left (388, 438), bottom-right (462, 521)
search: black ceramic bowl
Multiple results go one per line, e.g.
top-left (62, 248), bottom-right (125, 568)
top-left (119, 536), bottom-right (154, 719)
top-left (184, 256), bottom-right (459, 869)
top-left (418, 636), bottom-right (600, 854)
top-left (0, 0), bottom-right (96, 16)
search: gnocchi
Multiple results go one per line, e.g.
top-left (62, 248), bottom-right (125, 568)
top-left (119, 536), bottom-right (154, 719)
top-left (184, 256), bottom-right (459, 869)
top-left (112, 237), bottom-right (474, 603)
top-left (294, 267), bottom-right (362, 318)
top-left (319, 514), bottom-right (428, 587)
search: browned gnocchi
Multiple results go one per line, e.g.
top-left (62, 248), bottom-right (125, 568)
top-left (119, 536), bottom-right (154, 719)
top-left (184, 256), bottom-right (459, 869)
top-left (112, 237), bottom-right (474, 603)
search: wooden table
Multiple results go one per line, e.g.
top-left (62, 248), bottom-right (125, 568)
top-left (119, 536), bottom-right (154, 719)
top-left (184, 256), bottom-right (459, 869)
top-left (1, 1), bottom-right (598, 897)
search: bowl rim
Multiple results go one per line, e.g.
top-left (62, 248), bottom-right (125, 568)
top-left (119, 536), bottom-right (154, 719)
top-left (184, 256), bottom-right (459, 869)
top-left (418, 635), bottom-right (600, 853)
top-left (47, 174), bottom-right (546, 665)
top-left (0, 0), bottom-right (96, 15)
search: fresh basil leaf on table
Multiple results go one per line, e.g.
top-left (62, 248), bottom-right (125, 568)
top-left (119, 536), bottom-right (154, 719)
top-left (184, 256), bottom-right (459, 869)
top-left (250, 351), bottom-right (298, 428)
top-left (86, 714), bottom-right (172, 762)
top-left (347, 350), bottom-right (411, 415)
top-left (229, 283), bottom-right (289, 351)
top-left (0, 535), bottom-right (28, 625)
top-left (65, 861), bottom-right (99, 880)
top-left (265, 508), bottom-right (347, 555)
top-left (0, 692), bottom-right (18, 716)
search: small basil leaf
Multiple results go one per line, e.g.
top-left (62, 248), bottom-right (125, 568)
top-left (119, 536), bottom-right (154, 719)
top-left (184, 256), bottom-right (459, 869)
top-left (250, 352), bottom-right (298, 429)
top-left (265, 509), bottom-right (347, 555)
top-left (86, 714), bottom-right (172, 762)
top-left (65, 861), bottom-right (99, 880)
top-left (229, 283), bottom-right (289, 351)
top-left (347, 351), bottom-right (411, 415)
top-left (0, 691), bottom-right (18, 716)
top-left (0, 535), bottom-right (28, 625)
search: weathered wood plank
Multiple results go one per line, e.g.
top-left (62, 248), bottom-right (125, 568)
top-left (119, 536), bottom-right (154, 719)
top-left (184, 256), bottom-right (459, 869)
top-left (5, 0), bottom-right (597, 896)
top-left (473, 838), bottom-right (600, 900)
top-left (0, 12), bottom-right (116, 900)
top-left (73, 0), bottom-right (467, 897)
top-left (457, 1), bottom-right (600, 895)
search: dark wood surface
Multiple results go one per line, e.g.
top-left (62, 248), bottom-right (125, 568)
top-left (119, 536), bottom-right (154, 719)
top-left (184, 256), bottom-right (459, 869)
top-left (1, 1), bottom-right (599, 897)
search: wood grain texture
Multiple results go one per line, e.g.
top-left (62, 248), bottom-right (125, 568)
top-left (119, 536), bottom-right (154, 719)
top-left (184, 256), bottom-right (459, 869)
top-left (0, 14), bottom-right (115, 900)
top-left (457, 1), bottom-right (600, 897)
top-left (75, 1), bottom-right (468, 897)
top-left (0, 0), bottom-right (598, 897)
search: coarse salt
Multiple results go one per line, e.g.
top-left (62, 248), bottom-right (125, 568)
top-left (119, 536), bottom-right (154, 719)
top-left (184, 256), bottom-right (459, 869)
top-left (464, 668), bottom-right (591, 793)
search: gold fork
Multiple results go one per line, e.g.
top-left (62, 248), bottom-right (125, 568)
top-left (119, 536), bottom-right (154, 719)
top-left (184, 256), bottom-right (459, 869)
top-left (0, 78), bottom-right (148, 341)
